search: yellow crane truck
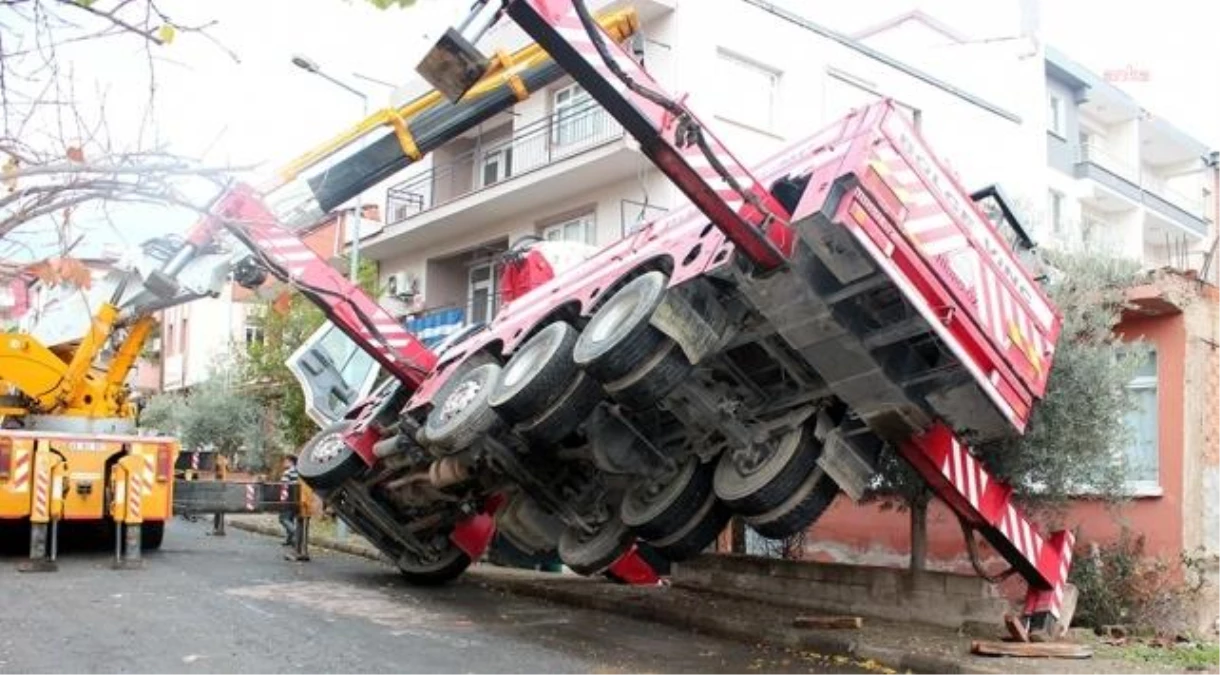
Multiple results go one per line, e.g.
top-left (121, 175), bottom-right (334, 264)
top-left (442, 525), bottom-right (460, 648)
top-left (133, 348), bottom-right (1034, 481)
top-left (0, 244), bottom-right (232, 567)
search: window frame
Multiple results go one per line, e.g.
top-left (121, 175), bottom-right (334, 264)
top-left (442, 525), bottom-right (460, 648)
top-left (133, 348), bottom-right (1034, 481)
top-left (715, 48), bottom-right (780, 133)
top-left (1048, 92), bottom-right (1065, 138)
top-left (541, 212), bottom-right (596, 245)
top-left (1121, 352), bottom-right (1160, 495)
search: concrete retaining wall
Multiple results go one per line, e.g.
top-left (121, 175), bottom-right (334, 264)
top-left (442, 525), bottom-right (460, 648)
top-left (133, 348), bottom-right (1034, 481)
top-left (673, 554), bottom-right (1011, 630)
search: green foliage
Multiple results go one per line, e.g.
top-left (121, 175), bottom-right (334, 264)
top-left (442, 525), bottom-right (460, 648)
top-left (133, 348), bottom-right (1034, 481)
top-left (971, 250), bottom-right (1150, 508)
top-left (136, 364), bottom-right (262, 465)
top-left (871, 250), bottom-right (1149, 511)
top-left (242, 257), bottom-right (380, 460)
top-left (1070, 528), bottom-right (1212, 635)
top-left (137, 391), bottom-right (185, 435)
top-left (178, 369), bottom-right (262, 458)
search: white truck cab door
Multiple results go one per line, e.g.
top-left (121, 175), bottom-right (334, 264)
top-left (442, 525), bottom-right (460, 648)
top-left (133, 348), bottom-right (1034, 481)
top-left (286, 321), bottom-right (381, 427)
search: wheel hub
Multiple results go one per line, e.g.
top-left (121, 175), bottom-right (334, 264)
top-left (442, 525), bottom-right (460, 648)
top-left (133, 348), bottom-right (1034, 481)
top-left (590, 294), bottom-right (634, 342)
top-left (440, 379), bottom-right (481, 422)
top-left (312, 434), bottom-right (345, 463)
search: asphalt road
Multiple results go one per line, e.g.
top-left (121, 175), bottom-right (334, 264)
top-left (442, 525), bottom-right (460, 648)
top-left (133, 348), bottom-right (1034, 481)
top-left (0, 520), bottom-right (867, 674)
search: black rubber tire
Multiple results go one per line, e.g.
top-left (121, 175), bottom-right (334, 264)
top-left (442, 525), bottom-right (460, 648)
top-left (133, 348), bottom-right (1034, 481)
top-left (298, 420), bottom-right (367, 491)
top-left (558, 517), bottom-right (635, 576)
top-left (424, 363), bottom-right (503, 452)
top-left (621, 458), bottom-right (713, 542)
top-left (714, 426), bottom-right (819, 517)
top-left (574, 271), bottom-right (669, 383)
top-left (397, 546), bottom-right (472, 586)
top-left (653, 494), bottom-right (731, 562)
top-left (605, 340), bottom-right (692, 410)
top-left (517, 373), bottom-right (603, 446)
top-left (141, 521), bottom-right (165, 550)
top-left (747, 469), bottom-right (840, 540)
top-left (489, 322), bottom-right (580, 423)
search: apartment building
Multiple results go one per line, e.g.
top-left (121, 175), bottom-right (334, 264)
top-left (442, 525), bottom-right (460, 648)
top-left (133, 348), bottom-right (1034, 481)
top-left (1043, 45), bottom-right (1216, 269)
top-left (361, 0), bottom-right (1053, 345)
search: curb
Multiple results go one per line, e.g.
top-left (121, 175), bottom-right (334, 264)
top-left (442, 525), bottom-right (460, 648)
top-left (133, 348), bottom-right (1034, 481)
top-left (228, 519), bottom-right (999, 675)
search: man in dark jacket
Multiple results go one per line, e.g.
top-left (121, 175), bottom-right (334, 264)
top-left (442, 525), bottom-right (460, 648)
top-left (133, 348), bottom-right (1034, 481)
top-left (279, 454), bottom-right (299, 546)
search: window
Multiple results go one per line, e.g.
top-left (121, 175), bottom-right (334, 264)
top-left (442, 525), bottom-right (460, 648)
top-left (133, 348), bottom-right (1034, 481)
top-left (552, 84), bottom-right (603, 147)
top-left (1122, 352), bottom-right (1159, 491)
top-left (1048, 190), bottom-right (1065, 236)
top-left (467, 261), bottom-right (499, 326)
top-left (542, 213), bottom-right (596, 245)
top-left (1048, 93), bottom-right (1065, 137)
top-left (479, 143), bottom-right (513, 187)
top-left (715, 49), bottom-right (779, 132)
top-left (244, 324), bottom-right (265, 347)
top-left (166, 323), bottom-right (175, 356)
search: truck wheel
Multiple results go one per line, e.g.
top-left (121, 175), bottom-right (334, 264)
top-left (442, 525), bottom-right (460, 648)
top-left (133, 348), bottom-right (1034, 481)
top-left (652, 493), bottom-right (730, 562)
top-left (747, 467), bottom-right (839, 540)
top-left (299, 420), bottom-right (366, 491)
top-left (517, 373), bottom-right (602, 446)
top-left (714, 426), bottom-right (819, 516)
top-left (141, 521), bottom-right (165, 550)
top-left (604, 340), bottom-right (692, 410)
top-left (397, 544), bottom-right (472, 586)
top-left (558, 517), bottom-right (634, 576)
top-left (424, 363), bottom-right (503, 453)
top-left (574, 271), bottom-right (669, 383)
top-left (489, 322), bottom-right (580, 423)
top-left (620, 458), bottom-right (711, 542)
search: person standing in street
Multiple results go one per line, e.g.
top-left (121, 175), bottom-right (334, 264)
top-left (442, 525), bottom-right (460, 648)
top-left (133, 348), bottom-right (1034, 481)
top-left (278, 454), bottom-right (299, 546)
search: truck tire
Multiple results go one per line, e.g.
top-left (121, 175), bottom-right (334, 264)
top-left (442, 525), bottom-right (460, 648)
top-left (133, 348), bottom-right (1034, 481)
top-left (604, 340), bottom-right (692, 410)
top-left (424, 363), bottom-right (503, 453)
top-left (573, 271), bottom-right (669, 383)
top-left (299, 420), bottom-right (366, 491)
top-left (652, 493), bottom-right (730, 562)
top-left (397, 545), bottom-right (472, 586)
top-left (714, 425), bottom-right (819, 516)
top-left (517, 372), bottom-right (602, 446)
top-left (558, 517), bottom-right (634, 576)
top-left (489, 322), bottom-right (580, 423)
top-left (746, 467), bottom-right (839, 540)
top-left (620, 458), bottom-right (711, 542)
top-left (141, 521), bottom-right (165, 550)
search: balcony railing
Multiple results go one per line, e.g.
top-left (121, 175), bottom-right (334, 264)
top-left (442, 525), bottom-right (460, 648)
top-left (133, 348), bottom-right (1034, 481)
top-left (387, 101), bottom-right (624, 226)
top-left (1077, 142), bottom-right (1207, 218)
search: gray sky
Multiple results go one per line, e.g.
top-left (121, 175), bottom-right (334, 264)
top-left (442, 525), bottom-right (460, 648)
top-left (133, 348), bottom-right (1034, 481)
top-left (6, 0), bottom-right (1215, 260)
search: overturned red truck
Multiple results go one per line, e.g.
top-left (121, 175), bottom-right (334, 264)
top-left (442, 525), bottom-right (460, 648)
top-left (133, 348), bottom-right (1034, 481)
top-left (159, 0), bottom-right (1075, 639)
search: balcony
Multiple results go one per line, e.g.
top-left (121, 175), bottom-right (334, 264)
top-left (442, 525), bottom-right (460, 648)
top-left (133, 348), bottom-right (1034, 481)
top-left (364, 102), bottom-right (642, 259)
top-left (1075, 142), bottom-right (1209, 238)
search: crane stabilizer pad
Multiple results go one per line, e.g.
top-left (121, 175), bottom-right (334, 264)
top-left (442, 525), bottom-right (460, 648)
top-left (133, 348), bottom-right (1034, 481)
top-left (418, 27), bottom-right (490, 103)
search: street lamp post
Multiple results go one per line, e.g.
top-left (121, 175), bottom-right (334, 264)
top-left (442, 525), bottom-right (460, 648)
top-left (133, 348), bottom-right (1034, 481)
top-left (290, 54), bottom-right (371, 542)
top-left (291, 54), bottom-right (369, 285)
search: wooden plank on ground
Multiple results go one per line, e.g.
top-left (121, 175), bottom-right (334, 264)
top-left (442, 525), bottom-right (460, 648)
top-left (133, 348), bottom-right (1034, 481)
top-left (792, 615), bottom-right (864, 630)
top-left (971, 640), bottom-right (1093, 659)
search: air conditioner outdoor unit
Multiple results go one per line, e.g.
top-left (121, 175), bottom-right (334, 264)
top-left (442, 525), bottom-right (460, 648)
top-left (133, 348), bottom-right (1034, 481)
top-left (386, 271), bottom-right (417, 299)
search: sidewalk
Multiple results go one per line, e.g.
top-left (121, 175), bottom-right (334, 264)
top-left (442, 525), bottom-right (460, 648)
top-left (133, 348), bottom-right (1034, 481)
top-left (227, 515), bottom-right (1215, 675)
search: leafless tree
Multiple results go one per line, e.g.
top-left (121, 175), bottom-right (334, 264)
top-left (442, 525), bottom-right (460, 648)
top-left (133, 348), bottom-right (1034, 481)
top-left (0, 0), bottom-right (240, 261)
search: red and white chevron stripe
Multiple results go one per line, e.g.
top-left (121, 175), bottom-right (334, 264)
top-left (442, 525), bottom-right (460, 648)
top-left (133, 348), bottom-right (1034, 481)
top-left (11, 448), bottom-right (30, 492)
top-left (191, 452), bottom-right (200, 471)
top-left (245, 484), bottom-right (257, 511)
top-left (279, 483), bottom-right (289, 502)
top-left (31, 461), bottom-right (50, 521)
top-left (871, 144), bottom-right (1050, 384)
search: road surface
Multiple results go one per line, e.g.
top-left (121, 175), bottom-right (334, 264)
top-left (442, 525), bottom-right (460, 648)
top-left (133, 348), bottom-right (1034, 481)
top-left (1, 521), bottom-right (867, 673)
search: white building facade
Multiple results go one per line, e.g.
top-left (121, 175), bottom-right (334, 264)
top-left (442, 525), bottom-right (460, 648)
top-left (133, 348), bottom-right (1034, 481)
top-left (360, 0), bottom-right (1215, 341)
